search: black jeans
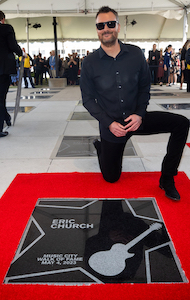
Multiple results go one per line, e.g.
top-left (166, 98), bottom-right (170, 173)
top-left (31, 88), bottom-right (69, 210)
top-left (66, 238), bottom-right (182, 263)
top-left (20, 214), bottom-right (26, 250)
top-left (23, 68), bottom-right (34, 88)
top-left (0, 74), bottom-right (10, 132)
top-left (96, 111), bottom-right (189, 183)
top-left (35, 69), bottom-right (43, 85)
top-left (163, 68), bottom-right (170, 84)
top-left (149, 65), bottom-right (158, 84)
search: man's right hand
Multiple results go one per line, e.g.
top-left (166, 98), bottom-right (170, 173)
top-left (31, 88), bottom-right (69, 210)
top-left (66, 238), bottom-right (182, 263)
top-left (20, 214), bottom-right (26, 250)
top-left (109, 121), bottom-right (127, 137)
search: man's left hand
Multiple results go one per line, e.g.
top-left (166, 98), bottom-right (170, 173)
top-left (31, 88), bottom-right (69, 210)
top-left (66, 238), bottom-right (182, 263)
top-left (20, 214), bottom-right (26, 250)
top-left (124, 114), bottom-right (142, 133)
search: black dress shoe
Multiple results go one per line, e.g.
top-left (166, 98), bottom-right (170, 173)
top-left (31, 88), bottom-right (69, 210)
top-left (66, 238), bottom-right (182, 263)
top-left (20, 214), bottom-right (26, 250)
top-left (0, 131), bottom-right (8, 138)
top-left (159, 176), bottom-right (180, 201)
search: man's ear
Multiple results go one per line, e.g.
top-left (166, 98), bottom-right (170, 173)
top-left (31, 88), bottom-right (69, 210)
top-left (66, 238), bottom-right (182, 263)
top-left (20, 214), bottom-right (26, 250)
top-left (117, 23), bottom-right (121, 33)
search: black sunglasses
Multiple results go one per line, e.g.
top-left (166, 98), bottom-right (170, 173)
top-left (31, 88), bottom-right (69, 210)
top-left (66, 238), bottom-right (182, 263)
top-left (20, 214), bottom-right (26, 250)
top-left (96, 20), bottom-right (119, 31)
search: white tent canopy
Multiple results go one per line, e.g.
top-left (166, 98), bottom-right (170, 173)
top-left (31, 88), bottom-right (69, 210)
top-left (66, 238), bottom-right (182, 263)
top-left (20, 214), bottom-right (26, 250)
top-left (0, 0), bottom-right (188, 18)
top-left (0, 0), bottom-right (190, 42)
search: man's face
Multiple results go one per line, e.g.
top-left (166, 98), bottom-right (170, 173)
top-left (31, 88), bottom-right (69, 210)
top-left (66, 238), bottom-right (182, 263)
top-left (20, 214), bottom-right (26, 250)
top-left (153, 44), bottom-right (156, 51)
top-left (96, 12), bottom-right (120, 47)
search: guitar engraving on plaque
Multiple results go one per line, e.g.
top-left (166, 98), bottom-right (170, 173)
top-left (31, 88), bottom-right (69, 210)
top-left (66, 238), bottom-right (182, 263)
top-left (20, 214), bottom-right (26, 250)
top-left (88, 222), bottom-right (162, 276)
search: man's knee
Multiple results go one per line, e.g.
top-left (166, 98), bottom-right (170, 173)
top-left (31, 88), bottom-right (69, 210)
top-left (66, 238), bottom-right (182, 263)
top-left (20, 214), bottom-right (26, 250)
top-left (102, 171), bottom-right (121, 183)
top-left (182, 115), bottom-right (190, 128)
top-left (176, 115), bottom-right (189, 133)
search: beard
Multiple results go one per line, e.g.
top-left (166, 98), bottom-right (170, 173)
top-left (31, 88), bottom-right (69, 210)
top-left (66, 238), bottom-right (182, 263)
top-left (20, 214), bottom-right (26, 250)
top-left (98, 31), bottom-right (118, 47)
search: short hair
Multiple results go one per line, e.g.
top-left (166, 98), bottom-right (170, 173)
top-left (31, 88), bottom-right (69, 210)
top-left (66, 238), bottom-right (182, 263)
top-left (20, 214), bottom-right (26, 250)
top-left (96, 6), bottom-right (119, 22)
top-left (0, 10), bottom-right (5, 21)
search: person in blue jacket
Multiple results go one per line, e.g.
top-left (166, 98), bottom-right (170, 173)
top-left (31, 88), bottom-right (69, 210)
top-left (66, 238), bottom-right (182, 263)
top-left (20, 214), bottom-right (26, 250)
top-left (163, 45), bottom-right (172, 86)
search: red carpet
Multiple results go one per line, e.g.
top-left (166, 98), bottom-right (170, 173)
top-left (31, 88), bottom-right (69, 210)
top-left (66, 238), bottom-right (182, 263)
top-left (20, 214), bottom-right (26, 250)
top-left (0, 172), bottom-right (190, 300)
top-left (187, 143), bottom-right (190, 148)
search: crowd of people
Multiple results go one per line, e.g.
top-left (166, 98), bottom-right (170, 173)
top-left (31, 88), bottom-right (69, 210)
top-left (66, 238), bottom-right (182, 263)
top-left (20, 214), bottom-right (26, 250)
top-left (147, 42), bottom-right (190, 91)
top-left (10, 50), bottom-right (88, 88)
top-left (10, 42), bottom-right (190, 91)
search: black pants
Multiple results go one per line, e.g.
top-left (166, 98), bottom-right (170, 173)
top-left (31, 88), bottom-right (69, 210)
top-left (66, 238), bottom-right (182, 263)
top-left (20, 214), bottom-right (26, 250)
top-left (23, 68), bottom-right (34, 88)
top-left (149, 66), bottom-right (158, 84)
top-left (163, 68), bottom-right (170, 84)
top-left (35, 69), bottom-right (43, 85)
top-left (96, 111), bottom-right (189, 183)
top-left (0, 74), bottom-right (11, 132)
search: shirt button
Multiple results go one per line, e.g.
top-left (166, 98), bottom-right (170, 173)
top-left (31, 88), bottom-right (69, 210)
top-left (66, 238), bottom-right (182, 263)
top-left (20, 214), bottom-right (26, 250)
top-left (123, 112), bottom-right (125, 115)
top-left (121, 99), bottom-right (123, 102)
top-left (116, 71), bottom-right (119, 74)
top-left (119, 85), bottom-right (121, 88)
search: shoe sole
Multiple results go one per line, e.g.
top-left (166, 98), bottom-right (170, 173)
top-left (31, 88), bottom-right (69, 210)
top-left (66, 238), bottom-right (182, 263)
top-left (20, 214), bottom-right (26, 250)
top-left (159, 184), bottom-right (180, 201)
top-left (0, 134), bottom-right (8, 138)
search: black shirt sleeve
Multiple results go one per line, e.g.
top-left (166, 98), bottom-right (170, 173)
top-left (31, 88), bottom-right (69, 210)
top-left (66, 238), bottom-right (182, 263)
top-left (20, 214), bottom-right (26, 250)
top-left (80, 56), bottom-right (114, 128)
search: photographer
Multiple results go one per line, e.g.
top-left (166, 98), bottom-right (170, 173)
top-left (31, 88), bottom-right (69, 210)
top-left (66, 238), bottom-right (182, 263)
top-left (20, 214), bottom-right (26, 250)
top-left (67, 54), bottom-right (78, 85)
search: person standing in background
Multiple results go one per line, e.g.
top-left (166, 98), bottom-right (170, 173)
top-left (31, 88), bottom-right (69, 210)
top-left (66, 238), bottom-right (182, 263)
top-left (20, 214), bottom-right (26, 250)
top-left (163, 45), bottom-right (172, 86)
top-left (67, 54), bottom-right (78, 85)
top-left (148, 44), bottom-right (160, 85)
top-left (184, 41), bottom-right (190, 92)
top-left (0, 10), bottom-right (22, 137)
top-left (20, 48), bottom-right (35, 88)
top-left (35, 53), bottom-right (44, 85)
top-left (157, 49), bottom-right (164, 86)
top-left (180, 40), bottom-right (190, 90)
top-left (49, 50), bottom-right (56, 78)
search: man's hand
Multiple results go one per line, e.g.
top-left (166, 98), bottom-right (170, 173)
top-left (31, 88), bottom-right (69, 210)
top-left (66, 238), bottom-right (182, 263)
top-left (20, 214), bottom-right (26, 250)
top-left (124, 114), bottom-right (142, 133)
top-left (109, 115), bottom-right (142, 137)
top-left (109, 121), bottom-right (127, 137)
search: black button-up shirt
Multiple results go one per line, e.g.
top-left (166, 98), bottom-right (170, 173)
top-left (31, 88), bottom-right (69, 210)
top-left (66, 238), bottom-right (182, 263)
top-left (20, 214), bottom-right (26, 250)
top-left (80, 40), bottom-right (151, 143)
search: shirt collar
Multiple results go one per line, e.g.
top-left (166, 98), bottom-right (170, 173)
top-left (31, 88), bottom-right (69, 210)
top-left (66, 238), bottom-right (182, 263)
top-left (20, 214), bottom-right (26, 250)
top-left (99, 40), bottom-right (129, 59)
